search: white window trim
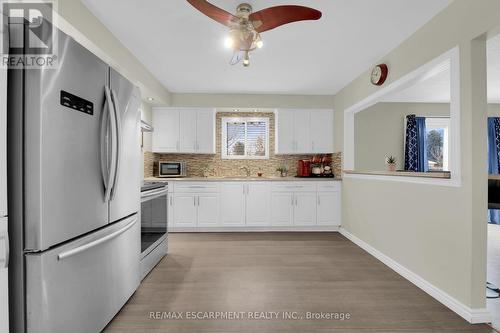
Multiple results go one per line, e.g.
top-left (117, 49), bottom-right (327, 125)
top-left (343, 46), bottom-right (461, 187)
top-left (221, 117), bottom-right (270, 160)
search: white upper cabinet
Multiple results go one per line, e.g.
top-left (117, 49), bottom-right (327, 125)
top-left (276, 110), bottom-right (295, 154)
top-left (152, 108), bottom-right (216, 154)
top-left (294, 110), bottom-right (311, 154)
top-left (179, 110), bottom-right (197, 153)
top-left (152, 108), bottom-right (180, 153)
top-left (311, 110), bottom-right (334, 153)
top-left (275, 109), bottom-right (334, 155)
top-left (195, 109), bottom-right (216, 154)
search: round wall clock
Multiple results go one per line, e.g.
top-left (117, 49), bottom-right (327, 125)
top-left (370, 64), bottom-right (389, 86)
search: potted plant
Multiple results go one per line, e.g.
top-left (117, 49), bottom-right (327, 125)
top-left (276, 165), bottom-right (289, 177)
top-left (385, 156), bottom-right (397, 172)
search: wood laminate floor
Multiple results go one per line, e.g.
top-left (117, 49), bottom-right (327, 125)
top-left (104, 233), bottom-right (496, 333)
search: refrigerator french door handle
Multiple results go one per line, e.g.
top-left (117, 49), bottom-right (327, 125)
top-left (103, 86), bottom-right (118, 203)
top-left (57, 218), bottom-right (137, 261)
top-left (110, 89), bottom-right (122, 201)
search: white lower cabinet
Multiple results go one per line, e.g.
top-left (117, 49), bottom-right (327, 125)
top-left (271, 193), bottom-right (294, 226)
top-left (246, 183), bottom-right (272, 226)
top-left (197, 194), bottom-right (220, 227)
top-left (173, 194), bottom-right (198, 228)
top-left (169, 181), bottom-right (340, 230)
top-left (272, 192), bottom-right (317, 226)
top-left (317, 192), bottom-right (341, 226)
top-left (220, 183), bottom-right (246, 226)
top-left (294, 193), bottom-right (317, 226)
top-left (173, 193), bottom-right (220, 228)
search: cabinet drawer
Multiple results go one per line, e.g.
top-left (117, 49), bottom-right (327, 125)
top-left (317, 182), bottom-right (341, 192)
top-left (173, 182), bottom-right (219, 193)
top-left (271, 182), bottom-right (317, 192)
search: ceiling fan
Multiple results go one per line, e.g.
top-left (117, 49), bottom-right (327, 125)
top-left (186, 0), bottom-right (322, 67)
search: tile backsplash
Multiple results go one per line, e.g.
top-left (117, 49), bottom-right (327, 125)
top-left (143, 112), bottom-right (342, 178)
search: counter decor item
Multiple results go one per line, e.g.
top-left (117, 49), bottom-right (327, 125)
top-left (311, 165), bottom-right (322, 176)
top-left (201, 164), bottom-right (213, 178)
top-left (323, 165), bottom-right (333, 176)
top-left (385, 156), bottom-right (397, 172)
top-left (297, 159), bottom-right (312, 177)
top-left (276, 165), bottom-right (289, 177)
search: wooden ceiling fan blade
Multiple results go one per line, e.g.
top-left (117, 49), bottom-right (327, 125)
top-left (249, 5), bottom-right (322, 33)
top-left (187, 0), bottom-right (239, 27)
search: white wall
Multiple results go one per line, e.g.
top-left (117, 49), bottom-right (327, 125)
top-left (334, 0), bottom-right (500, 318)
top-left (56, 0), bottom-right (171, 105)
top-left (170, 93), bottom-right (335, 109)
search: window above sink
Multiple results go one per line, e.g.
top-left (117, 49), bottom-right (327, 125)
top-left (221, 117), bottom-right (270, 160)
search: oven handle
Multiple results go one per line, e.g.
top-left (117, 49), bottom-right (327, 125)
top-left (141, 188), bottom-right (168, 202)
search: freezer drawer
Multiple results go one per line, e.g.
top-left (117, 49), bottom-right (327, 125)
top-left (25, 215), bottom-right (140, 333)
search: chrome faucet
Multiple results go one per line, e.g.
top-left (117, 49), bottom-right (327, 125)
top-left (240, 166), bottom-right (251, 177)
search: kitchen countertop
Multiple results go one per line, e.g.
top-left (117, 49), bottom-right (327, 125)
top-left (145, 176), bottom-right (342, 182)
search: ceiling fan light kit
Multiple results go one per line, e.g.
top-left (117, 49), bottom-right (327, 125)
top-left (187, 0), bottom-right (322, 67)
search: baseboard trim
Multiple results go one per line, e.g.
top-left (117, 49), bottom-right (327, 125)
top-left (339, 227), bottom-right (491, 324)
top-left (170, 226), bottom-right (340, 233)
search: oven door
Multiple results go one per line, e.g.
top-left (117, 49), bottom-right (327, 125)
top-left (140, 188), bottom-right (168, 258)
top-left (159, 162), bottom-right (183, 177)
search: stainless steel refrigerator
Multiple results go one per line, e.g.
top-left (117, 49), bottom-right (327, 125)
top-left (7, 20), bottom-right (142, 333)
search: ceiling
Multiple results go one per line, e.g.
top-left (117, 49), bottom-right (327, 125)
top-left (81, 0), bottom-right (452, 95)
top-left (381, 34), bottom-right (500, 103)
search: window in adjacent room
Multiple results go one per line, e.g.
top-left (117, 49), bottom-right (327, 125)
top-left (221, 117), bottom-right (269, 159)
top-left (425, 117), bottom-right (450, 171)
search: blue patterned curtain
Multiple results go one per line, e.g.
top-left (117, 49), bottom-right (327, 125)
top-left (488, 117), bottom-right (500, 224)
top-left (404, 115), bottom-right (428, 172)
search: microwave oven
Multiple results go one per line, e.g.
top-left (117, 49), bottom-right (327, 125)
top-left (158, 161), bottom-right (187, 178)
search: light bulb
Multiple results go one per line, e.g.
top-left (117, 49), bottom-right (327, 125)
top-left (243, 52), bottom-right (250, 67)
top-left (256, 40), bottom-right (264, 49)
top-left (224, 36), bottom-right (234, 49)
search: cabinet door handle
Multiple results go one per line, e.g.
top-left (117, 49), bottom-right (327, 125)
top-left (170, 196), bottom-right (173, 206)
top-left (194, 196), bottom-right (196, 206)
top-left (318, 196), bottom-right (321, 206)
top-left (198, 196), bottom-right (200, 206)
top-left (291, 195), bottom-right (294, 206)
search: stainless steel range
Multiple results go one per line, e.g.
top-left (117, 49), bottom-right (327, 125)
top-left (140, 181), bottom-right (168, 279)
